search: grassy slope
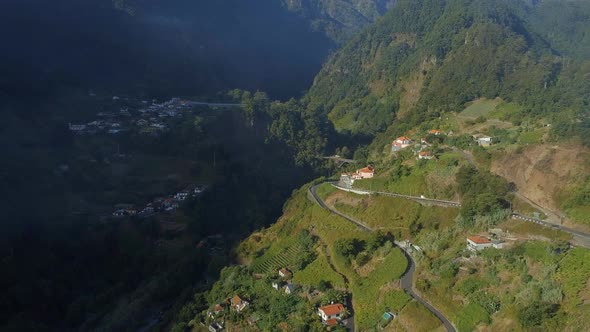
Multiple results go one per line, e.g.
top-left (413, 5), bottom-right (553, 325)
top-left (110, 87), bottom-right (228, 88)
top-left (237, 183), bottom-right (434, 330)
top-left (293, 250), bottom-right (346, 289)
top-left (322, 185), bottom-right (588, 331)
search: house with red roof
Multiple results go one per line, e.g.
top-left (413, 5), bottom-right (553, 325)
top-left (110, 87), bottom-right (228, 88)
top-left (391, 136), bottom-right (413, 152)
top-left (357, 166), bottom-right (374, 179)
top-left (467, 236), bottom-right (493, 251)
top-left (418, 151), bottom-right (434, 160)
top-left (318, 303), bottom-right (346, 324)
top-left (429, 129), bottom-right (442, 135)
top-left (207, 304), bottom-right (224, 318)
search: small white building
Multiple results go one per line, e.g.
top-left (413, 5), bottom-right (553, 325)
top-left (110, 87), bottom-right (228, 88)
top-left (473, 134), bottom-right (493, 146)
top-left (467, 236), bottom-right (493, 251)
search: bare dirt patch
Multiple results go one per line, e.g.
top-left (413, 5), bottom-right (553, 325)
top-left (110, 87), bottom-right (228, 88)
top-left (397, 57), bottom-right (433, 119)
top-left (491, 143), bottom-right (590, 224)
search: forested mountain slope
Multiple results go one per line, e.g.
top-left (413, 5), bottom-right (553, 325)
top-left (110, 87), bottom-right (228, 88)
top-left (308, 0), bottom-right (590, 137)
top-left (525, 0), bottom-right (590, 59)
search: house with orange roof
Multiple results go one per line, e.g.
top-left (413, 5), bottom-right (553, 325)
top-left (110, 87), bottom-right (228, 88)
top-left (340, 166), bottom-right (375, 187)
top-left (207, 303), bottom-right (225, 318)
top-left (418, 151), bottom-right (434, 160)
top-left (318, 303), bottom-right (346, 324)
top-left (429, 129), bottom-right (442, 135)
top-left (357, 166), bottom-right (374, 179)
top-left (391, 136), bottom-right (413, 152)
top-left (466, 236), bottom-right (493, 251)
top-left (231, 295), bottom-right (249, 312)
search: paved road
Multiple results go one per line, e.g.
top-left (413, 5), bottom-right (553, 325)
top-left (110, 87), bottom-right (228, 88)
top-left (512, 191), bottom-right (564, 224)
top-left (333, 184), bottom-right (461, 208)
top-left (309, 184), bottom-right (456, 332)
top-left (185, 101), bottom-right (243, 108)
top-left (331, 183), bottom-right (590, 247)
top-left (511, 213), bottom-right (590, 243)
top-left (310, 184), bottom-right (372, 232)
top-left (398, 249), bottom-right (456, 332)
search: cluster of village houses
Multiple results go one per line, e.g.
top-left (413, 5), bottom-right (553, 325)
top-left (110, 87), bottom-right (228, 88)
top-left (68, 97), bottom-right (193, 136)
top-left (205, 268), bottom-right (349, 331)
top-left (391, 129), bottom-right (493, 154)
top-left (340, 129), bottom-right (493, 188)
top-left (111, 184), bottom-right (205, 218)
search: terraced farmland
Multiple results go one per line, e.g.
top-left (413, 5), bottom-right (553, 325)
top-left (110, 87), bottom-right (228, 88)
top-left (251, 244), bottom-right (304, 273)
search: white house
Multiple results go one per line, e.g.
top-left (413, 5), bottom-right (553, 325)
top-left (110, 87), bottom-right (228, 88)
top-left (467, 236), bottom-right (493, 251)
top-left (318, 303), bottom-right (345, 323)
top-left (391, 136), bottom-right (413, 152)
top-left (473, 134), bottom-right (493, 146)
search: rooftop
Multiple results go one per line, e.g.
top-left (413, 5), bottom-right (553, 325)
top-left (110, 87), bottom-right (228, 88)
top-left (319, 303), bottom-right (345, 316)
top-left (359, 166), bottom-right (374, 173)
top-left (468, 235), bottom-right (491, 244)
top-left (325, 318), bottom-right (338, 326)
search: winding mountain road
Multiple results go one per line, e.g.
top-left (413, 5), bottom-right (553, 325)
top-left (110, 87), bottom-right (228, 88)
top-left (309, 184), bottom-right (456, 332)
top-left (330, 183), bottom-right (590, 246)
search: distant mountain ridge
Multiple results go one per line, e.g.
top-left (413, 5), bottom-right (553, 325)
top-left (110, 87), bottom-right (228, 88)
top-left (306, 0), bottom-right (590, 136)
top-left (114, 0), bottom-right (397, 44)
top-left (281, 0), bottom-right (397, 43)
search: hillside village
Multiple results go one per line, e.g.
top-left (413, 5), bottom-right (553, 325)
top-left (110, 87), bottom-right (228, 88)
top-left (110, 184), bottom-right (206, 218)
top-left (67, 97), bottom-right (213, 136)
top-left (200, 265), bottom-right (352, 332)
